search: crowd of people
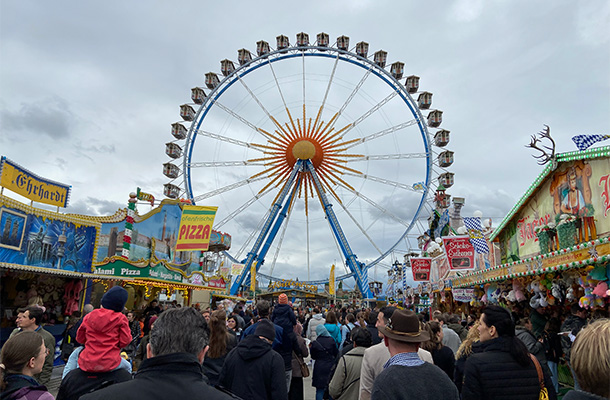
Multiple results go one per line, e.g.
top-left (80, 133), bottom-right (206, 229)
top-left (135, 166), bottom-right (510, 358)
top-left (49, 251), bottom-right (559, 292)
top-left (1, 287), bottom-right (609, 400)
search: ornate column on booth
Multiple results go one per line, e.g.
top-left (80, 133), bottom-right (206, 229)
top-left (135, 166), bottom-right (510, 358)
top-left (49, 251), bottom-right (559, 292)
top-left (122, 192), bottom-right (137, 259)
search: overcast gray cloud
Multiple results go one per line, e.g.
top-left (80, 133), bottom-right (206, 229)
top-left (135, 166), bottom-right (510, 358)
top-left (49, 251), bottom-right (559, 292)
top-left (1, 1), bottom-right (608, 289)
top-left (1, 97), bottom-right (74, 139)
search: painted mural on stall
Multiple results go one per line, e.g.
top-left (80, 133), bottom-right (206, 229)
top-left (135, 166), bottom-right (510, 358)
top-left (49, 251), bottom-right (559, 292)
top-left (0, 204), bottom-right (97, 272)
top-left (94, 202), bottom-right (208, 277)
top-left (499, 157), bottom-right (610, 263)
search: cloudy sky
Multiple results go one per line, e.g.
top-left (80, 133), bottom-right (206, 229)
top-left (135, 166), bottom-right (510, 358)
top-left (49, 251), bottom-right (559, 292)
top-left (1, 1), bottom-right (609, 290)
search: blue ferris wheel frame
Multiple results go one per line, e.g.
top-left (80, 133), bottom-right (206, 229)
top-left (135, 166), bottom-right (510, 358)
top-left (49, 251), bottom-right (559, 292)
top-left (182, 46), bottom-right (433, 293)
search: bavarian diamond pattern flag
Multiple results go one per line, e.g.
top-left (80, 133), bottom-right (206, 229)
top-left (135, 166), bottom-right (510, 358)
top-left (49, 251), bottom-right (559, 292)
top-left (572, 134), bottom-right (610, 151)
top-left (463, 216), bottom-right (489, 254)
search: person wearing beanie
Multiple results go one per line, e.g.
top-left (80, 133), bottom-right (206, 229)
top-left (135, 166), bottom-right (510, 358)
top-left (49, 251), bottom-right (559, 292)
top-left (271, 294), bottom-right (300, 391)
top-left (219, 319), bottom-right (288, 400)
top-left (76, 286), bottom-right (132, 373)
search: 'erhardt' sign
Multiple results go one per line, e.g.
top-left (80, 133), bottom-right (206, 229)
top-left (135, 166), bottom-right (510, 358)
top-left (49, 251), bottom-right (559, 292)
top-left (0, 156), bottom-right (71, 208)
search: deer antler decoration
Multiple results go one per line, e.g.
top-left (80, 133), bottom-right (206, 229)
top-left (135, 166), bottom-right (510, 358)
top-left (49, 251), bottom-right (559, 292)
top-left (525, 125), bottom-right (556, 165)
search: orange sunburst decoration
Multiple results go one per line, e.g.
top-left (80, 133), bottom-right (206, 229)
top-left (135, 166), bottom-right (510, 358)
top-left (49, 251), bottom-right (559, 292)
top-left (247, 105), bottom-right (364, 213)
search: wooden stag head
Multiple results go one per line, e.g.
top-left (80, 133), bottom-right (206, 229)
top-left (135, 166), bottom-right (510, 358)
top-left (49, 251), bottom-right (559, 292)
top-left (525, 125), bottom-right (556, 165)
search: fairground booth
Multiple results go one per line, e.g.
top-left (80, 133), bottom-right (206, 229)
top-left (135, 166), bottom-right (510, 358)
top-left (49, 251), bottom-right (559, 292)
top-left (397, 146), bottom-right (610, 320)
top-left (1, 157), bottom-right (238, 361)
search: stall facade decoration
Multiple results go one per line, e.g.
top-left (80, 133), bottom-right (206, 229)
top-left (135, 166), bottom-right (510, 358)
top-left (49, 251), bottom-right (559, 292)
top-left (0, 195), bottom-right (98, 272)
top-left (494, 149), bottom-right (610, 263)
top-left (91, 199), bottom-right (232, 298)
top-left (450, 146), bottom-right (610, 291)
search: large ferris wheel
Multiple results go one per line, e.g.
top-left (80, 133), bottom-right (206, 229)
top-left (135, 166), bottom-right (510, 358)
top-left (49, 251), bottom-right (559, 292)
top-left (162, 33), bottom-right (454, 298)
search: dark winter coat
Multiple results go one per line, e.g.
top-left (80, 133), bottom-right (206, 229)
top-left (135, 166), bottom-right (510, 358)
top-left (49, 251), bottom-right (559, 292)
top-left (271, 304), bottom-right (297, 331)
top-left (310, 336), bottom-right (339, 389)
top-left (202, 334), bottom-right (237, 387)
top-left (1, 374), bottom-right (53, 400)
top-left (454, 352), bottom-right (472, 393)
top-left (560, 315), bottom-right (587, 361)
top-left (271, 304), bottom-right (301, 370)
top-left (80, 353), bottom-right (234, 400)
top-left (431, 345), bottom-right (455, 380)
top-left (541, 330), bottom-right (562, 364)
top-left (366, 326), bottom-right (382, 345)
top-left (462, 336), bottom-right (557, 400)
top-left (56, 368), bottom-right (132, 400)
top-left (219, 335), bottom-right (287, 400)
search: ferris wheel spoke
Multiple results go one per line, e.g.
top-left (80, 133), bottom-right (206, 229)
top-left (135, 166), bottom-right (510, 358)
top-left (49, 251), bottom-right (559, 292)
top-left (194, 129), bottom-right (266, 153)
top-left (338, 184), bottom-right (410, 227)
top-left (235, 209), bottom-right (272, 261)
top-left (267, 197), bottom-right (294, 277)
top-left (339, 91), bottom-right (399, 139)
top-left (192, 175), bottom-right (267, 203)
top-left (336, 68), bottom-right (373, 122)
top-left (213, 101), bottom-right (279, 142)
top-left (188, 160), bottom-right (265, 168)
top-left (235, 73), bottom-right (294, 141)
top-left (302, 52), bottom-right (306, 124)
top-left (214, 187), bottom-right (275, 230)
top-left (342, 152), bottom-right (428, 163)
top-left (342, 171), bottom-right (419, 193)
top-left (343, 119), bottom-right (421, 149)
top-left (335, 199), bottom-right (384, 256)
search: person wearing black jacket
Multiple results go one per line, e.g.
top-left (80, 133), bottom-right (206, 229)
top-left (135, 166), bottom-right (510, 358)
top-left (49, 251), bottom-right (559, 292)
top-left (422, 321), bottom-right (455, 380)
top-left (80, 307), bottom-right (234, 400)
top-left (462, 306), bottom-right (557, 400)
top-left (310, 325), bottom-right (339, 400)
top-left (219, 319), bottom-right (288, 400)
top-left (560, 304), bottom-right (587, 390)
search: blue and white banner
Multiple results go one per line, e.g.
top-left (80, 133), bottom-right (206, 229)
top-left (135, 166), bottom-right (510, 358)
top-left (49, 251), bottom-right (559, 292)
top-left (463, 216), bottom-right (489, 254)
top-left (572, 134), bottom-right (610, 151)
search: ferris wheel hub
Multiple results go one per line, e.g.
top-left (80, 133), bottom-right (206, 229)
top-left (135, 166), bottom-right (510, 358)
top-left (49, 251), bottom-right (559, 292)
top-left (292, 140), bottom-right (316, 160)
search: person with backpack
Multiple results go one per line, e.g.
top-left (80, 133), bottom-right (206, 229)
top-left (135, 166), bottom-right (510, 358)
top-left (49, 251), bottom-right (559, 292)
top-left (339, 313), bottom-right (356, 353)
top-left (328, 327), bottom-right (372, 400)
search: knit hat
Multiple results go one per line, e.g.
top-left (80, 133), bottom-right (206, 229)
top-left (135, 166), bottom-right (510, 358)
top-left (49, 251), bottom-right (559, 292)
top-left (148, 315), bottom-right (158, 330)
top-left (255, 319), bottom-right (276, 341)
top-left (101, 286), bottom-right (128, 312)
top-left (278, 293), bottom-right (288, 304)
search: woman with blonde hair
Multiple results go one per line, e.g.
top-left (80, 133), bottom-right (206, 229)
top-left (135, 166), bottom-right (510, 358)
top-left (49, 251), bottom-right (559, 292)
top-left (0, 331), bottom-right (53, 400)
top-left (564, 318), bottom-right (610, 400)
top-left (454, 320), bottom-right (480, 393)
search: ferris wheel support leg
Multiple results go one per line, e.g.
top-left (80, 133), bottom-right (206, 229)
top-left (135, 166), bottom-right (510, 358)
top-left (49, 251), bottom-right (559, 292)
top-left (230, 160), bottom-right (304, 295)
top-left (304, 160), bottom-right (374, 299)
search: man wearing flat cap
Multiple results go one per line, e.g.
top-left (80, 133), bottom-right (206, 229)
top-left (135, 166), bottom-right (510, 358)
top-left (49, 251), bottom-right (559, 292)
top-left (371, 309), bottom-right (459, 400)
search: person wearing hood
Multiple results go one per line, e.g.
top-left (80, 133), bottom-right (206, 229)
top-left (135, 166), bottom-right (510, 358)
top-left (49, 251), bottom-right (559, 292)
top-left (515, 317), bottom-right (551, 380)
top-left (76, 286), bottom-right (132, 373)
top-left (219, 319), bottom-right (287, 400)
top-left (447, 314), bottom-right (468, 341)
top-left (324, 311), bottom-right (342, 349)
top-left (310, 325), bottom-right (339, 400)
top-left (306, 307), bottom-right (325, 342)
